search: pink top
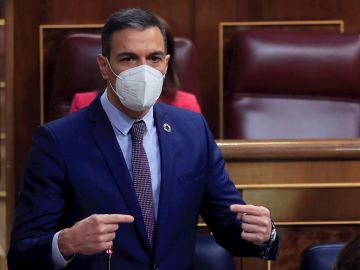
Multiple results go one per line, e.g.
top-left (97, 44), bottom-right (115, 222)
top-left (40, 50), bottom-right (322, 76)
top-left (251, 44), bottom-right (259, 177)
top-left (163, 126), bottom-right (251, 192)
top-left (70, 90), bottom-right (201, 113)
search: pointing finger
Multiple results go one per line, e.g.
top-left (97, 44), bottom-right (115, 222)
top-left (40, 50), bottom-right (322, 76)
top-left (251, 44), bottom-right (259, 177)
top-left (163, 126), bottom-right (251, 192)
top-left (230, 204), bottom-right (270, 217)
top-left (106, 214), bottom-right (134, 224)
top-left (90, 214), bottom-right (134, 224)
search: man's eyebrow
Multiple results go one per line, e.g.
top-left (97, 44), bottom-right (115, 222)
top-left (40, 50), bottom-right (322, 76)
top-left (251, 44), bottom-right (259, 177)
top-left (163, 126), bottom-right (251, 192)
top-left (148, 51), bottom-right (166, 56)
top-left (114, 51), bottom-right (166, 59)
top-left (115, 52), bottom-right (138, 58)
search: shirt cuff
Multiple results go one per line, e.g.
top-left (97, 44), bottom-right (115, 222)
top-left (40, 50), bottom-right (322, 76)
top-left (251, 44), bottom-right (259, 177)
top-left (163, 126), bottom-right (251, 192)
top-left (51, 230), bottom-right (75, 269)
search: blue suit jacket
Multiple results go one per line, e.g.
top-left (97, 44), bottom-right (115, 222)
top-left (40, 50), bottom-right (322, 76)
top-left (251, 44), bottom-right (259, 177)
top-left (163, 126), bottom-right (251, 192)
top-left (8, 96), bottom-right (278, 269)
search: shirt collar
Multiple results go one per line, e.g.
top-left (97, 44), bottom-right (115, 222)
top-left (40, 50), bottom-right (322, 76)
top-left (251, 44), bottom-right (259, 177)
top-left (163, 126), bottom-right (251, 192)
top-left (100, 89), bottom-right (154, 136)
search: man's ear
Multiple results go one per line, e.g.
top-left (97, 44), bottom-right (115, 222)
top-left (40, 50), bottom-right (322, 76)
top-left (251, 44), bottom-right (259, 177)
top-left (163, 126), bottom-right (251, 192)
top-left (165, 54), bottom-right (170, 66)
top-left (97, 54), bottom-right (109, 80)
top-left (164, 54), bottom-right (170, 74)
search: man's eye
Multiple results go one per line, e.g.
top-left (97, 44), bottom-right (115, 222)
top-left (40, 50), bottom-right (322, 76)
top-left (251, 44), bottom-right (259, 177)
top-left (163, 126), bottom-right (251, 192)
top-left (151, 56), bottom-right (162, 62)
top-left (121, 56), bottom-right (134, 62)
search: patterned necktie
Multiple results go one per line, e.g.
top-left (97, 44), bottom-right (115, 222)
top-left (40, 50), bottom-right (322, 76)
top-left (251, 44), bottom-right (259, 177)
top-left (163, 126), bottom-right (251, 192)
top-left (130, 120), bottom-right (156, 248)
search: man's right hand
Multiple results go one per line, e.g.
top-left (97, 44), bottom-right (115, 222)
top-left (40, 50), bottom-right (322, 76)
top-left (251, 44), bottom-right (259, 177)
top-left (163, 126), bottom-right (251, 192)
top-left (58, 214), bottom-right (134, 257)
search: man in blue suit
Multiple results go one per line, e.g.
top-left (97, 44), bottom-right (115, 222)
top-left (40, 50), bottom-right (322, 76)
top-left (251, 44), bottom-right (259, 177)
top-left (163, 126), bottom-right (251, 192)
top-left (8, 8), bottom-right (279, 269)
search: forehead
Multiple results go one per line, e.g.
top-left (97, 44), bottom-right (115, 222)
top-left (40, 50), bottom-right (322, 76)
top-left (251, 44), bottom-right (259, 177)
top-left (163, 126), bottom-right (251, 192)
top-left (110, 27), bottom-right (165, 55)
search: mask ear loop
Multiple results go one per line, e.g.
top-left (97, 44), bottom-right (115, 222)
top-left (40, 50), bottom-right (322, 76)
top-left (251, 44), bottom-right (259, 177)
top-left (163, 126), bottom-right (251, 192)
top-left (106, 58), bottom-right (119, 77)
top-left (108, 78), bottom-right (118, 96)
top-left (105, 58), bottom-right (119, 95)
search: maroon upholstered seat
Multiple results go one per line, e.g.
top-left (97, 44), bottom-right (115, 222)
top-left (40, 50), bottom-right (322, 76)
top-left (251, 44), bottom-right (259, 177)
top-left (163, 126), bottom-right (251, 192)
top-left (224, 30), bottom-right (360, 139)
top-left (172, 37), bottom-right (200, 98)
top-left (49, 33), bottom-right (200, 120)
top-left (49, 34), bottom-right (105, 120)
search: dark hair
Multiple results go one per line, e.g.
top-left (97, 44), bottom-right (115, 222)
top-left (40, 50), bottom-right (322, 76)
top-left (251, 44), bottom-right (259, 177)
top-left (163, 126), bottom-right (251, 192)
top-left (334, 235), bottom-right (360, 270)
top-left (101, 8), bottom-right (167, 58)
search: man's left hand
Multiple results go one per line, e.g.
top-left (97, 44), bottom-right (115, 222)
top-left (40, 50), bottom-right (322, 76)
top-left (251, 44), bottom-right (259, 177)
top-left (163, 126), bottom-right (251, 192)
top-left (230, 204), bottom-right (272, 245)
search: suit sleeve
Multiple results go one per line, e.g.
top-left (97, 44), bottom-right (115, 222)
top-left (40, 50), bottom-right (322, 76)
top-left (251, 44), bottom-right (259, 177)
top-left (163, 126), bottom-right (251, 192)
top-left (199, 116), bottom-right (279, 259)
top-left (8, 126), bottom-right (68, 270)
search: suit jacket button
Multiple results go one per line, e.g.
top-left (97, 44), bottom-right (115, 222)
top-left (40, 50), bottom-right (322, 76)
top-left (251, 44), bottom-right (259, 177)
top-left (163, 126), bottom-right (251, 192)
top-left (153, 264), bottom-right (159, 270)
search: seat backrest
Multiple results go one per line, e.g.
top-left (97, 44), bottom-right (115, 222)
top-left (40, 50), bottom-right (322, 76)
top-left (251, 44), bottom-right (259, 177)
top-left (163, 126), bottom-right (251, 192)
top-left (173, 37), bottom-right (200, 97)
top-left (193, 233), bottom-right (235, 270)
top-left (49, 34), bottom-right (104, 119)
top-left (49, 33), bottom-right (200, 120)
top-left (224, 30), bottom-right (360, 139)
top-left (300, 243), bottom-right (345, 270)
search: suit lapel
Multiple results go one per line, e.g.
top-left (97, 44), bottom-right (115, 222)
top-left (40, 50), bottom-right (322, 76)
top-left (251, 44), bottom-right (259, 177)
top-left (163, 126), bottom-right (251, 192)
top-left (153, 104), bottom-right (178, 260)
top-left (87, 97), bottom-right (151, 251)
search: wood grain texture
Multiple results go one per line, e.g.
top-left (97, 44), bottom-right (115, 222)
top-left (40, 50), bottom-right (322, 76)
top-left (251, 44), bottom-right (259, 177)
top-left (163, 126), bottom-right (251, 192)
top-left (219, 139), bottom-right (360, 270)
top-left (244, 188), bottom-right (360, 222)
top-left (270, 226), bottom-right (359, 270)
top-left (237, 226), bottom-right (359, 270)
top-left (218, 139), bottom-right (360, 160)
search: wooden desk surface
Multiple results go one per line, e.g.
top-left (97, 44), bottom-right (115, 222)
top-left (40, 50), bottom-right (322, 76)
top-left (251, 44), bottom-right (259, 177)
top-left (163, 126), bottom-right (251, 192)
top-left (217, 139), bottom-right (360, 270)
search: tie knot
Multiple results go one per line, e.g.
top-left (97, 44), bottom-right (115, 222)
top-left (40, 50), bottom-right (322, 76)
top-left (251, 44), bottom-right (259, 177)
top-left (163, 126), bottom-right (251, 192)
top-left (131, 121), bottom-right (146, 142)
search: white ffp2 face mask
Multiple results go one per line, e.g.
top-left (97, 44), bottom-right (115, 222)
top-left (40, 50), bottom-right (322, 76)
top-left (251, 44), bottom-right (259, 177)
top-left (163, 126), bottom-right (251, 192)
top-left (107, 59), bottom-right (165, 111)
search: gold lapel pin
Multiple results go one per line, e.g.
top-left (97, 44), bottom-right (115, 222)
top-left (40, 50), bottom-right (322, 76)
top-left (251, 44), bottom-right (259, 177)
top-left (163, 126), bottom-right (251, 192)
top-left (163, 123), bottom-right (171, 132)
